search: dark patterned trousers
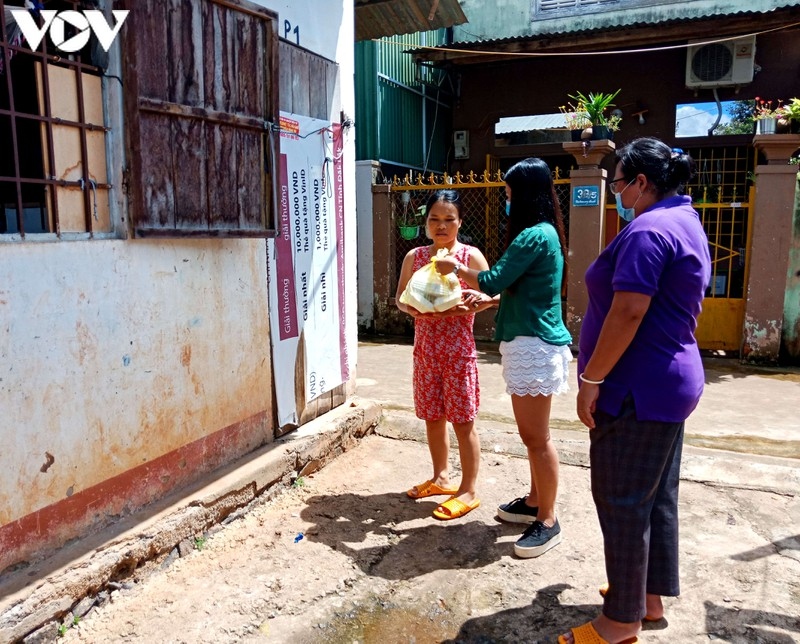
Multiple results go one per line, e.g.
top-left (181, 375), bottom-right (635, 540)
top-left (590, 394), bottom-right (684, 623)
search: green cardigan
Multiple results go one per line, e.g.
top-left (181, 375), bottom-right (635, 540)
top-left (477, 222), bottom-right (572, 345)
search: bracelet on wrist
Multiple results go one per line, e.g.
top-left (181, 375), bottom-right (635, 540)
top-left (579, 372), bottom-right (604, 385)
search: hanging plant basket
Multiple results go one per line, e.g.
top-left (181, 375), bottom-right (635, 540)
top-left (398, 225), bottom-right (420, 240)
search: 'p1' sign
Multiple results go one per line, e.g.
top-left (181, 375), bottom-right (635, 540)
top-left (10, 10), bottom-right (130, 53)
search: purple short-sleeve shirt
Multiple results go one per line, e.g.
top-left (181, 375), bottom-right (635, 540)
top-left (577, 195), bottom-right (712, 422)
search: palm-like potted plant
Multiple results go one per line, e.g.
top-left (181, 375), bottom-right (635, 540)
top-left (568, 89), bottom-right (621, 140)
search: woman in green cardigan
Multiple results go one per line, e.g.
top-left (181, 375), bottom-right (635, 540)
top-left (435, 157), bottom-right (572, 558)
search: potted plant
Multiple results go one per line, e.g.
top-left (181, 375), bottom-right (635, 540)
top-left (753, 97), bottom-right (781, 134)
top-left (559, 101), bottom-right (592, 141)
top-left (567, 89), bottom-right (621, 140)
top-left (777, 97), bottom-right (800, 133)
top-left (397, 191), bottom-right (425, 240)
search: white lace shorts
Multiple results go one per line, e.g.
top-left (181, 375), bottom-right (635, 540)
top-left (499, 336), bottom-right (573, 397)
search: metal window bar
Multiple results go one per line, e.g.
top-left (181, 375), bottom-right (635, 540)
top-left (0, 0), bottom-right (111, 238)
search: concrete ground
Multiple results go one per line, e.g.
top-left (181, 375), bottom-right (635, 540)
top-left (1, 339), bottom-right (799, 643)
top-left (356, 338), bottom-right (800, 462)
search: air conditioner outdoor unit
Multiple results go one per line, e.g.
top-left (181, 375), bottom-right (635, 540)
top-left (685, 36), bottom-right (756, 89)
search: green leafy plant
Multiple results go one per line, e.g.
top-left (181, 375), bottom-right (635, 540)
top-left (779, 97), bottom-right (800, 122)
top-left (713, 100), bottom-right (757, 135)
top-left (55, 614), bottom-right (81, 637)
top-left (567, 90), bottom-right (621, 126)
top-left (605, 113), bottom-right (623, 132)
top-left (193, 536), bottom-right (207, 551)
top-left (292, 476), bottom-right (306, 488)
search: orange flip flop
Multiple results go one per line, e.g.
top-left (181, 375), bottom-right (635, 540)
top-left (557, 621), bottom-right (638, 644)
top-left (432, 496), bottom-right (480, 520)
top-left (406, 480), bottom-right (458, 499)
top-left (599, 583), bottom-right (661, 622)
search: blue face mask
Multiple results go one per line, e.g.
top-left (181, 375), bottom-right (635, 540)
top-left (505, 202), bottom-right (511, 217)
top-left (615, 192), bottom-right (636, 222)
top-left (614, 179), bottom-right (640, 222)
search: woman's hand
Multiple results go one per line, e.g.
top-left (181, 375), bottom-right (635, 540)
top-left (462, 288), bottom-right (494, 311)
top-left (576, 383), bottom-right (599, 429)
top-left (434, 257), bottom-right (457, 275)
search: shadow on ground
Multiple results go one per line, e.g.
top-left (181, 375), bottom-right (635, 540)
top-left (300, 492), bottom-right (521, 580)
top-left (443, 583), bottom-right (606, 643)
top-left (731, 534), bottom-right (800, 561)
top-left (704, 600), bottom-right (800, 643)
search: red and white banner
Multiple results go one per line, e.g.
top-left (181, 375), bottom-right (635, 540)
top-left (267, 113), bottom-right (350, 427)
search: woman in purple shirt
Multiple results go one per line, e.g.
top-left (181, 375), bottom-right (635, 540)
top-left (560, 138), bottom-right (711, 644)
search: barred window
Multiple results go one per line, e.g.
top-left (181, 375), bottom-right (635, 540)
top-left (2, 0), bottom-right (279, 240)
top-left (1, 0), bottom-right (110, 238)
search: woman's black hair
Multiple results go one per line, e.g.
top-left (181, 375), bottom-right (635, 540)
top-left (504, 157), bottom-right (567, 262)
top-left (615, 137), bottom-right (696, 198)
top-left (425, 189), bottom-right (464, 220)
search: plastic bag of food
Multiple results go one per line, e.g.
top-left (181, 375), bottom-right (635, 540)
top-left (399, 248), bottom-right (463, 313)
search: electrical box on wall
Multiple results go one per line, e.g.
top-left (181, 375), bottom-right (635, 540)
top-left (453, 130), bottom-right (469, 159)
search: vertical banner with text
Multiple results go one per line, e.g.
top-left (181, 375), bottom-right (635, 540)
top-left (266, 113), bottom-right (349, 427)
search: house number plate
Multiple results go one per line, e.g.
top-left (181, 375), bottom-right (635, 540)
top-left (572, 185), bottom-right (599, 207)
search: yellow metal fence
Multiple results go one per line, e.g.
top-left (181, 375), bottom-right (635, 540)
top-left (388, 168), bottom-right (571, 292)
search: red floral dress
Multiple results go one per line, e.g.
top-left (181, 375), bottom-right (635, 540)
top-left (411, 244), bottom-right (480, 423)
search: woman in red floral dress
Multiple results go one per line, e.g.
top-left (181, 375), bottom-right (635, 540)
top-left (395, 189), bottom-right (494, 520)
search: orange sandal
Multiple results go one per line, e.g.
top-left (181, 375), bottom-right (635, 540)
top-left (432, 496), bottom-right (480, 520)
top-left (558, 622), bottom-right (638, 644)
top-left (406, 480), bottom-right (458, 499)
top-left (599, 584), bottom-right (661, 622)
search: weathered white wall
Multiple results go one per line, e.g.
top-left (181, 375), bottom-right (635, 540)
top-left (0, 239), bottom-right (272, 525)
top-left (255, 0), bottom-right (344, 62)
top-left (0, 0), bottom-right (358, 571)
